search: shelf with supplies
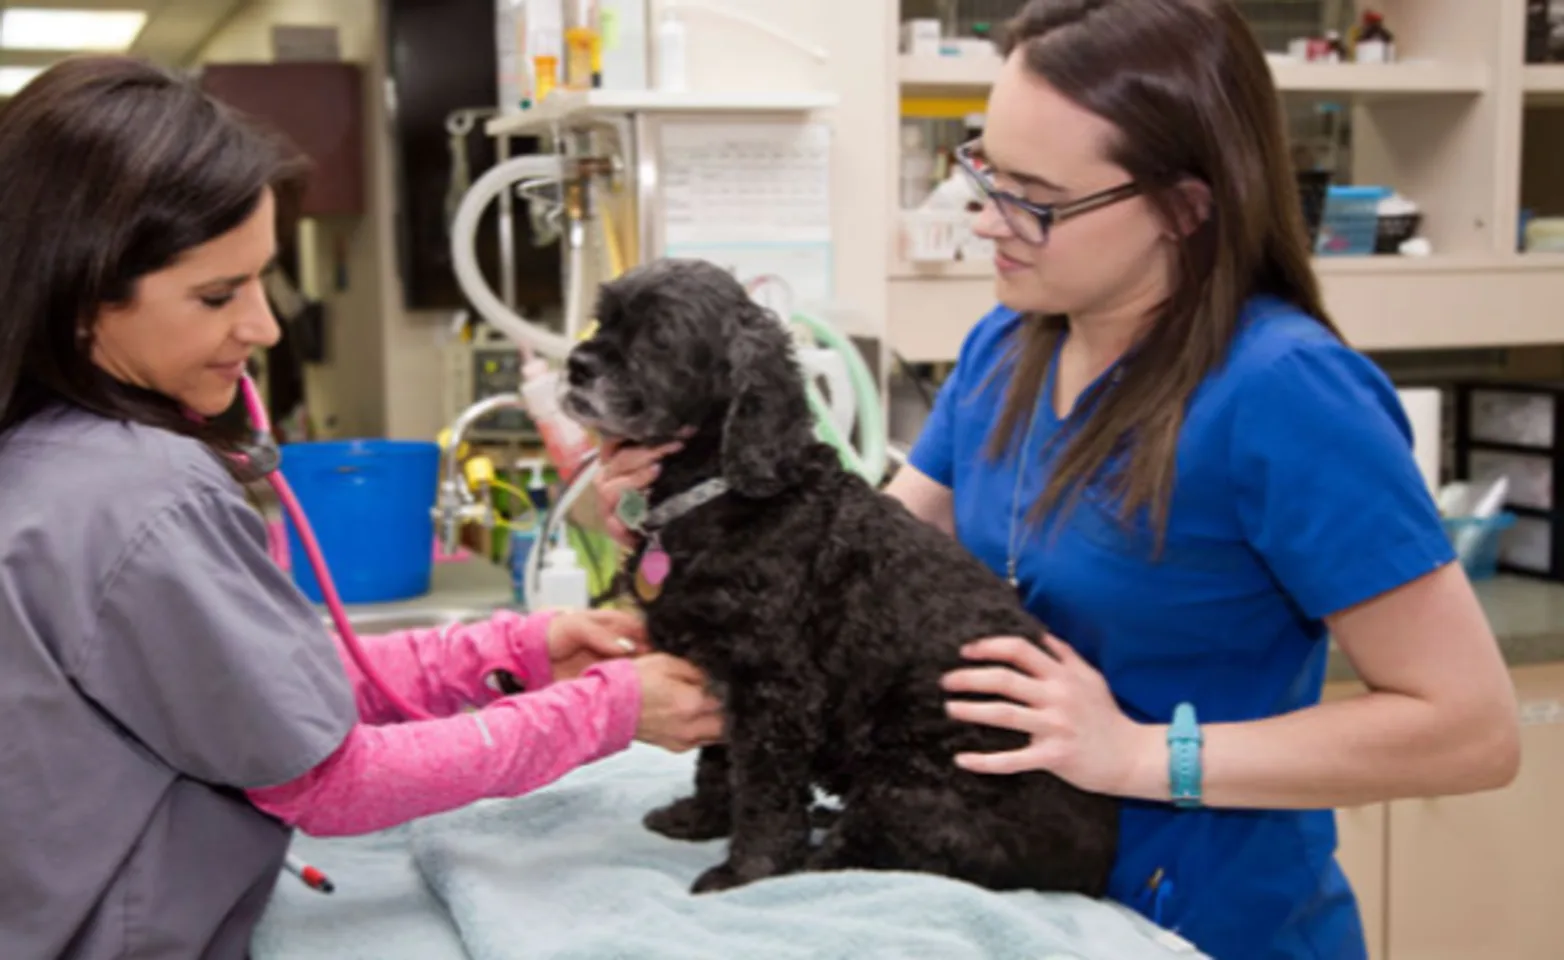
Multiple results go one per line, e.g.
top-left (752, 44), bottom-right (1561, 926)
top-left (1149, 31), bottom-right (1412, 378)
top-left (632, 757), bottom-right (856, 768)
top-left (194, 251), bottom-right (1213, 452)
top-left (885, 255), bottom-right (1564, 362)
top-left (484, 89), bottom-right (839, 137)
top-left (896, 53), bottom-right (1488, 99)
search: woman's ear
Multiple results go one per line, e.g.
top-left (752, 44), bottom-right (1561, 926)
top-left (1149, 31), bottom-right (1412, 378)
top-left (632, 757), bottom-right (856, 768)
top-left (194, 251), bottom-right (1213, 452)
top-left (1163, 178), bottom-right (1212, 238)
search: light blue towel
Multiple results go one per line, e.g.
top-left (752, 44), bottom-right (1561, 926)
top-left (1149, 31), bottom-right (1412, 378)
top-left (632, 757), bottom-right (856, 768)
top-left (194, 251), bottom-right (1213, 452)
top-left (251, 824), bottom-right (468, 960)
top-left (257, 746), bottom-right (1209, 960)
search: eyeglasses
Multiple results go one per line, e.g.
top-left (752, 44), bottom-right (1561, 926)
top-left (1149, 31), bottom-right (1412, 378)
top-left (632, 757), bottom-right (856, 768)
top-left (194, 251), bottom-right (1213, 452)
top-left (953, 139), bottom-right (1141, 246)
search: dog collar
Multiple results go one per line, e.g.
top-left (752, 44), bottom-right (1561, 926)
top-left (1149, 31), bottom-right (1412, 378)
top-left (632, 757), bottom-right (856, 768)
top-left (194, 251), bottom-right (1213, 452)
top-left (616, 477), bottom-right (731, 534)
top-left (617, 477), bottom-right (729, 604)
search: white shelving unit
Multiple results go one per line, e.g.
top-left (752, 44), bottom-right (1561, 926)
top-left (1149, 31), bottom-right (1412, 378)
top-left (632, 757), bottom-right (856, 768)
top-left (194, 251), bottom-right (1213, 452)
top-left (1523, 63), bottom-right (1564, 101)
top-left (1269, 58), bottom-right (1489, 95)
top-left (900, 52), bottom-right (1490, 97)
top-left (485, 89), bottom-right (839, 137)
top-left (884, 0), bottom-right (1564, 364)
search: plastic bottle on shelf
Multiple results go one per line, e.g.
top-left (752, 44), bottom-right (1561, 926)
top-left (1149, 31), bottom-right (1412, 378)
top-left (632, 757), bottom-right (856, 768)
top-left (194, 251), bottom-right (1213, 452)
top-left (520, 357), bottom-right (595, 481)
top-left (530, 0), bottom-right (564, 102)
top-left (563, 0), bottom-right (602, 90)
top-left (655, 10), bottom-right (687, 92)
top-left (1352, 11), bottom-right (1395, 64)
top-left (534, 536), bottom-right (590, 610)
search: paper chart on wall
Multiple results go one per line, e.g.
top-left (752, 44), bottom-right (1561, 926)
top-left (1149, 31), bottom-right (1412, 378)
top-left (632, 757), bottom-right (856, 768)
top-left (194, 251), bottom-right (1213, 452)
top-left (657, 120), bottom-right (834, 313)
top-left (662, 242), bottom-right (834, 319)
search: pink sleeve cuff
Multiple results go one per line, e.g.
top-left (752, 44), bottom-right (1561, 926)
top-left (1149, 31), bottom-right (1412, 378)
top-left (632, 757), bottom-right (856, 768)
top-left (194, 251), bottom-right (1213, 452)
top-left (579, 656), bottom-right (641, 757)
top-left (495, 608), bottom-right (558, 692)
top-left (334, 609), bottom-right (562, 723)
top-left (246, 654), bottom-right (643, 837)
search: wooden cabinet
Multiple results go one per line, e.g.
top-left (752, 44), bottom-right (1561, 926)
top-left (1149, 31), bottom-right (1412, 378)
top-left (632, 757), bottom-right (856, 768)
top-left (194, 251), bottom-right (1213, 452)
top-left (1336, 802), bottom-right (1388, 960)
top-left (199, 62), bottom-right (366, 217)
top-left (1328, 664), bottom-right (1564, 959)
top-left (1384, 662), bottom-right (1564, 959)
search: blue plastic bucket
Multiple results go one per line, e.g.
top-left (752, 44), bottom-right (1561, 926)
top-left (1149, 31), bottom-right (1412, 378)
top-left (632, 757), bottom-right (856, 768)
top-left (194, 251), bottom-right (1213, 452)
top-left (278, 439), bottom-right (441, 604)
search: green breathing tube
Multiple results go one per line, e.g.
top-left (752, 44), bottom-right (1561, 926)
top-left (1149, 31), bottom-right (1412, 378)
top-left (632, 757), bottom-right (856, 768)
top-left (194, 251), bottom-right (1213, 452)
top-left (790, 309), bottom-right (889, 487)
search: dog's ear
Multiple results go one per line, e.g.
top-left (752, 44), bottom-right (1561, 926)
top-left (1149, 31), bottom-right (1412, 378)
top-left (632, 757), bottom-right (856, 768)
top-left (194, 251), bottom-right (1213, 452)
top-left (720, 304), bottom-right (813, 498)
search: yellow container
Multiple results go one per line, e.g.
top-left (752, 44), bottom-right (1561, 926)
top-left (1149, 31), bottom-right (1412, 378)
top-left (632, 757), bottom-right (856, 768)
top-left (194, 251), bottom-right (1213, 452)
top-left (533, 54), bottom-right (560, 101)
top-left (564, 26), bottom-right (600, 89)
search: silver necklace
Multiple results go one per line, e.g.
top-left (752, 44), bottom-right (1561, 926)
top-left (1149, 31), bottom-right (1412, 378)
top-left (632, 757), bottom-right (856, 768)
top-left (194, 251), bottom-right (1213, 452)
top-left (1005, 363), bottom-right (1124, 590)
top-left (1005, 392), bottom-right (1048, 590)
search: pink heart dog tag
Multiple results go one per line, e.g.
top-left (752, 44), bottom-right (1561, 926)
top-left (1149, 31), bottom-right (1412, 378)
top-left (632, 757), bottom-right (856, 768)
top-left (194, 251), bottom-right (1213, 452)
top-left (640, 547), bottom-right (671, 585)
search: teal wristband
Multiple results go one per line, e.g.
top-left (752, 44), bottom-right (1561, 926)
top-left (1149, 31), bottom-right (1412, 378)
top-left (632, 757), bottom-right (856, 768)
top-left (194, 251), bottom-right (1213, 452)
top-left (1168, 701), bottom-right (1203, 809)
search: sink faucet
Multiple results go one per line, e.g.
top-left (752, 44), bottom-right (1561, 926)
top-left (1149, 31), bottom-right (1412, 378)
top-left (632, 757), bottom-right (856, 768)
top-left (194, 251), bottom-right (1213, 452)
top-left (433, 392), bottom-right (527, 555)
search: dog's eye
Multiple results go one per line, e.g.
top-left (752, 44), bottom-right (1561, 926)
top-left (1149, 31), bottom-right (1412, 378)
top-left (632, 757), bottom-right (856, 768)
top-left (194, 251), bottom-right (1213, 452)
top-left (642, 324), bottom-right (672, 350)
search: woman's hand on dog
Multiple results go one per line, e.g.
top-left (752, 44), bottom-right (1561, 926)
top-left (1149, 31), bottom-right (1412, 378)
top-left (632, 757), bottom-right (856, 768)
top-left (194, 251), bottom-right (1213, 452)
top-left (941, 634), bottom-right (1160, 798)
top-left (633, 653), bottom-right (726, 753)
top-left (595, 438), bottom-right (685, 547)
top-left (546, 608), bottom-right (649, 681)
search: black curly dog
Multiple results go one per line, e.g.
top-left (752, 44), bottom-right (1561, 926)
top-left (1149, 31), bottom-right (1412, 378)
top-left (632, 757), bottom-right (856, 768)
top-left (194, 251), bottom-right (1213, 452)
top-left (563, 258), bottom-right (1117, 896)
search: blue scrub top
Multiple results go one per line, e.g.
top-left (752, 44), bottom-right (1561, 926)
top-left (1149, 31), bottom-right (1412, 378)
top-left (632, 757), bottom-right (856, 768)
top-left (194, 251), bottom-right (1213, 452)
top-left (908, 295), bottom-right (1454, 960)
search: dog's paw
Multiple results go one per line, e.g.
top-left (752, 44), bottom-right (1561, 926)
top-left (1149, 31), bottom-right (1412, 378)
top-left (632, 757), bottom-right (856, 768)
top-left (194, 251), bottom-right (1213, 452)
top-left (644, 797), bottom-right (731, 841)
top-left (691, 861), bottom-right (750, 894)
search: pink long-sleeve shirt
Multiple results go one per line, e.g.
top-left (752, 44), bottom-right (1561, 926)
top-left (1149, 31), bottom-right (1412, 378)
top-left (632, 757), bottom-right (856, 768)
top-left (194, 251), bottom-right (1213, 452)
top-left (247, 611), bottom-right (641, 835)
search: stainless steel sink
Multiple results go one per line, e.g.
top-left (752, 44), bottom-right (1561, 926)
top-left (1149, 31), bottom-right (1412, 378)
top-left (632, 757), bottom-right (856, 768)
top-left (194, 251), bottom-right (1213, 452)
top-left (322, 606), bottom-right (497, 635)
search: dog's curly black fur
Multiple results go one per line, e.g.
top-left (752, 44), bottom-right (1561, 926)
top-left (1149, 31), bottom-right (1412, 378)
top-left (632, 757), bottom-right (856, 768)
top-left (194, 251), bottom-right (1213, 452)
top-left (564, 258), bottom-right (1118, 897)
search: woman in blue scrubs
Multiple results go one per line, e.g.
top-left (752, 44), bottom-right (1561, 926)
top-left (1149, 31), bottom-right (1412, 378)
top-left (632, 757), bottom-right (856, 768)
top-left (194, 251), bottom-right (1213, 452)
top-left (898, 1), bottom-right (1519, 957)
top-left (600, 1), bottom-right (1520, 957)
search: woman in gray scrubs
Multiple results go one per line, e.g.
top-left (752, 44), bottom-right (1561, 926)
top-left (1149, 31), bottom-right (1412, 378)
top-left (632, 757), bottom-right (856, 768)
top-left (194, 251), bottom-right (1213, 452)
top-left (0, 57), bottom-right (722, 959)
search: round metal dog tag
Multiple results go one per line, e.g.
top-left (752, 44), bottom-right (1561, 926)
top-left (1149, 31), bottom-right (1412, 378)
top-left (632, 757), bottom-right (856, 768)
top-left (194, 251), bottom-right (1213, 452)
top-left (633, 566), bottom-right (662, 602)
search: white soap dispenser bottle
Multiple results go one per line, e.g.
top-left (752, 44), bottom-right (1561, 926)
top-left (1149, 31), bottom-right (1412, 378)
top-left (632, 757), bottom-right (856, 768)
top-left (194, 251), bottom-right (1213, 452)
top-left (535, 535), bottom-right (591, 610)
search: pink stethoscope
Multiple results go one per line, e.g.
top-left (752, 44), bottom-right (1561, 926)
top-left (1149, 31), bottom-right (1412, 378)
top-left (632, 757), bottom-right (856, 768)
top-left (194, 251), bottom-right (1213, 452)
top-left (236, 376), bottom-right (435, 721)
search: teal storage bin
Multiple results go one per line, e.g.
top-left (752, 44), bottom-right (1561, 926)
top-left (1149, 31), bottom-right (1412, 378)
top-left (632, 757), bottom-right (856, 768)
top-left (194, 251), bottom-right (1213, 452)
top-left (278, 439), bottom-right (441, 604)
top-left (1316, 185), bottom-right (1392, 256)
top-left (1443, 512), bottom-right (1517, 581)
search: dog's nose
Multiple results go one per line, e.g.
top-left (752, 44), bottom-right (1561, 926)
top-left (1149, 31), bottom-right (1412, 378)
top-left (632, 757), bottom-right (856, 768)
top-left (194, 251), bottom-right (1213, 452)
top-left (567, 350), bottom-right (600, 387)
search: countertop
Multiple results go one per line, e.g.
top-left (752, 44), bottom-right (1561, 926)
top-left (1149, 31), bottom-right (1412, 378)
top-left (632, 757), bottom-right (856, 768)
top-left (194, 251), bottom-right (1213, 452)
top-left (334, 561), bottom-right (1564, 681)
top-left (1326, 575), bottom-right (1564, 682)
top-left (330, 556), bottom-right (518, 619)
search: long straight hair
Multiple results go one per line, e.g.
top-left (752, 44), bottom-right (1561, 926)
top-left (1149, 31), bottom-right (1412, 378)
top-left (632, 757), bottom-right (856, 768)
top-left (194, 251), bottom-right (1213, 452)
top-left (0, 56), bottom-right (303, 470)
top-left (987, 0), bottom-right (1338, 542)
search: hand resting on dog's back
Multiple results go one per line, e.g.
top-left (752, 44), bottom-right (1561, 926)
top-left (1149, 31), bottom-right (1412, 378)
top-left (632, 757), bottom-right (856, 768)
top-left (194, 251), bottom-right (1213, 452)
top-left (567, 258), bottom-right (1118, 897)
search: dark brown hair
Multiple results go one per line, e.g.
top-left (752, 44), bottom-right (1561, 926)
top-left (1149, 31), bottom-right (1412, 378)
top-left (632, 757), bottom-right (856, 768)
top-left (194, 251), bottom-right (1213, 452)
top-left (0, 55), bottom-right (303, 466)
top-left (989, 0), bottom-right (1337, 543)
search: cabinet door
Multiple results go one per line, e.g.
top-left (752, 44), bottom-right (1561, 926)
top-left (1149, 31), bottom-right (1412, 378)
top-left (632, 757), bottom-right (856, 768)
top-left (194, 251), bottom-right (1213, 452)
top-left (200, 62), bottom-right (365, 217)
top-left (1385, 662), bottom-right (1564, 959)
top-left (1336, 803), bottom-right (1387, 960)
top-left (1324, 680), bottom-right (1388, 960)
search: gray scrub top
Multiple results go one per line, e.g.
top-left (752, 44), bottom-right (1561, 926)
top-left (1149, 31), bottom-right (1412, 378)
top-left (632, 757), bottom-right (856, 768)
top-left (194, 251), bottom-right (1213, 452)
top-left (0, 405), bottom-right (359, 959)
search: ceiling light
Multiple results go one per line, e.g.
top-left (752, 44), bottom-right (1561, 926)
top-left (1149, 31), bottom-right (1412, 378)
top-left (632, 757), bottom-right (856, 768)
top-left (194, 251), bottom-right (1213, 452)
top-left (0, 66), bottom-right (45, 96)
top-left (0, 8), bottom-right (149, 52)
